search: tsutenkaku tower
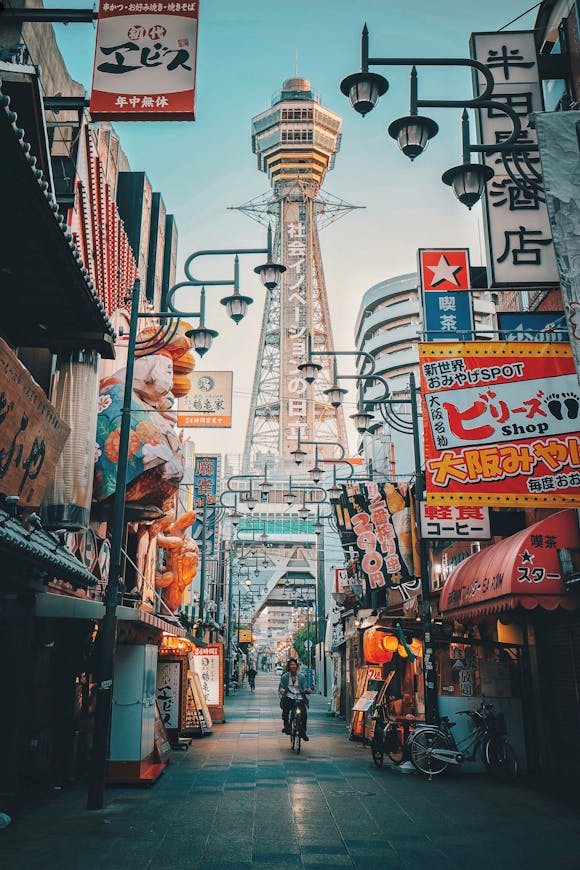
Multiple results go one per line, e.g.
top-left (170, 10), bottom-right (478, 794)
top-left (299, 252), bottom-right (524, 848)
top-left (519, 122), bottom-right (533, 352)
top-left (243, 77), bottom-right (350, 465)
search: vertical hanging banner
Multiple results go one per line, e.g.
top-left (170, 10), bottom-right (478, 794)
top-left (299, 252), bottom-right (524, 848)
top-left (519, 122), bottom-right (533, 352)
top-left (419, 341), bottom-right (580, 506)
top-left (190, 454), bottom-right (220, 556)
top-left (418, 248), bottom-right (474, 340)
top-left (470, 31), bottom-right (558, 287)
top-left (535, 111), bottom-right (580, 388)
top-left (332, 481), bottom-right (420, 606)
top-left (90, 0), bottom-right (199, 121)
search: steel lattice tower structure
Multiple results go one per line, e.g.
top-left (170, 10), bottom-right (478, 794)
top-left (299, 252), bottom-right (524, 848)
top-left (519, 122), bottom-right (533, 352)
top-left (242, 77), bottom-right (353, 466)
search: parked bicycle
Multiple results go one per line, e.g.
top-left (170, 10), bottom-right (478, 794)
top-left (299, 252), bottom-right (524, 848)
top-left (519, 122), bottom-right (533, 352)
top-left (369, 700), bottom-right (405, 768)
top-left (409, 702), bottom-right (518, 781)
top-left (288, 700), bottom-right (306, 754)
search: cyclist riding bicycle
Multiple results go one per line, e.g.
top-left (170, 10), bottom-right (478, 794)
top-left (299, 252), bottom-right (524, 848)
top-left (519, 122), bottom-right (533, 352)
top-left (278, 658), bottom-right (312, 741)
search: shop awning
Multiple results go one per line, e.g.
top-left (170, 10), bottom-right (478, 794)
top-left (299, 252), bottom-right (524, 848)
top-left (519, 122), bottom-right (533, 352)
top-left (0, 506), bottom-right (96, 588)
top-left (439, 509), bottom-right (580, 621)
top-left (0, 70), bottom-right (116, 358)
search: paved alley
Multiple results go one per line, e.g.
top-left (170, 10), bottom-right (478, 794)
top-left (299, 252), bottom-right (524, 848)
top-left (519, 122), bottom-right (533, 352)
top-left (2, 675), bottom-right (580, 869)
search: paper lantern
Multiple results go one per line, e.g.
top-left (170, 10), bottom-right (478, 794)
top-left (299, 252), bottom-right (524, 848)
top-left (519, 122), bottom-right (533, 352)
top-left (171, 374), bottom-right (192, 397)
top-left (364, 627), bottom-right (395, 664)
top-left (173, 351), bottom-right (195, 375)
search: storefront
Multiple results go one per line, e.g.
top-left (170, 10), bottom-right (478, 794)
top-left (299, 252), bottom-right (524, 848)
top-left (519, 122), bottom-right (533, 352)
top-left (439, 509), bottom-right (580, 779)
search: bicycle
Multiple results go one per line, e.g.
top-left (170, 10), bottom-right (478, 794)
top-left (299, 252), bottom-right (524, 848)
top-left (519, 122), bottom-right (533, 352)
top-left (288, 700), bottom-right (305, 754)
top-left (409, 701), bottom-right (518, 781)
top-left (369, 701), bottom-right (405, 768)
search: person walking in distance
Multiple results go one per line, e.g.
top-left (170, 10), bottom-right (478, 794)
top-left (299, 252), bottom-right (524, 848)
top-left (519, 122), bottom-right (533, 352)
top-left (278, 658), bottom-right (312, 740)
top-left (247, 664), bottom-right (257, 691)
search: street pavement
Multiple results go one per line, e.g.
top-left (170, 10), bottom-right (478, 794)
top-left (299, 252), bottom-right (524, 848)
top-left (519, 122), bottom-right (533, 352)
top-left (2, 673), bottom-right (580, 869)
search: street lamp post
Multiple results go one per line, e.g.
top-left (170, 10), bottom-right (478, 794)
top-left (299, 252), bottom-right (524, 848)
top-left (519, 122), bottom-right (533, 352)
top-left (87, 233), bottom-right (284, 811)
top-left (339, 24), bottom-right (541, 210)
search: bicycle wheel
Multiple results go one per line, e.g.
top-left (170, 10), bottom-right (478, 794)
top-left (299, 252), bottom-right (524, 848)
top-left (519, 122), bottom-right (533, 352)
top-left (410, 728), bottom-right (450, 776)
top-left (386, 731), bottom-right (405, 765)
top-left (485, 737), bottom-right (518, 782)
top-left (371, 736), bottom-right (384, 768)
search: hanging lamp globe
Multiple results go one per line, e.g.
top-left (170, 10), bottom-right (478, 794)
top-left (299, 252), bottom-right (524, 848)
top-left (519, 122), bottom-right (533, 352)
top-left (254, 260), bottom-right (286, 291)
top-left (340, 71), bottom-right (389, 116)
top-left (297, 360), bottom-right (322, 384)
top-left (388, 115), bottom-right (439, 161)
top-left (350, 409), bottom-right (374, 433)
top-left (324, 385), bottom-right (348, 408)
top-left (220, 292), bottom-right (254, 324)
top-left (327, 483), bottom-right (341, 501)
top-left (185, 325), bottom-right (219, 357)
top-left (441, 162), bottom-right (494, 210)
top-left (290, 447), bottom-right (307, 466)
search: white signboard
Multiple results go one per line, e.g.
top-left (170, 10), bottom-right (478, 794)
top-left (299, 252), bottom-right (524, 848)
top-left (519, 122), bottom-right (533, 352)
top-left (177, 371), bottom-right (233, 428)
top-left (156, 660), bottom-right (181, 729)
top-left (190, 647), bottom-right (220, 706)
top-left (420, 503), bottom-right (491, 540)
top-left (470, 31), bottom-right (558, 287)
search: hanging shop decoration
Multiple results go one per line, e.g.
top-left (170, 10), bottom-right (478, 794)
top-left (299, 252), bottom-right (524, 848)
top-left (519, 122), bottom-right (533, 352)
top-left (90, 0), bottom-right (200, 121)
top-left (332, 481), bottom-right (421, 608)
top-left (419, 341), bottom-right (580, 507)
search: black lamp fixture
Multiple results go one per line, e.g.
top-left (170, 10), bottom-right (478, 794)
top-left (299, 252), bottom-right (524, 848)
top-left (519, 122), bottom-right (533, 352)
top-left (259, 464), bottom-right (273, 495)
top-left (297, 359), bottom-right (322, 385)
top-left (298, 505), bottom-right (311, 520)
top-left (324, 383), bottom-right (348, 408)
top-left (441, 111), bottom-right (493, 209)
top-left (351, 408), bottom-right (374, 434)
top-left (314, 521), bottom-right (323, 536)
top-left (285, 489), bottom-right (297, 506)
top-left (185, 288), bottom-right (219, 357)
top-left (245, 494), bottom-right (257, 512)
top-left (340, 61), bottom-right (388, 117)
top-left (230, 508), bottom-right (241, 528)
top-left (309, 464), bottom-right (323, 484)
top-left (290, 446), bottom-right (307, 466)
top-left (387, 67), bottom-right (438, 161)
top-left (327, 482), bottom-right (341, 501)
top-left (253, 225), bottom-right (286, 290)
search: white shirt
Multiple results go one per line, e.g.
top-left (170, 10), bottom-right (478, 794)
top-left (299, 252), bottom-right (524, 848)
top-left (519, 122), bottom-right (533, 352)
top-left (286, 676), bottom-right (303, 701)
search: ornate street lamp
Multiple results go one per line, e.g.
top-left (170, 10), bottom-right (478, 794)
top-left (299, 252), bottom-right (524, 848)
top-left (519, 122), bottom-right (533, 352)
top-left (297, 359), bottom-right (322, 384)
top-left (324, 383), bottom-right (348, 408)
top-left (290, 446), bottom-right (307, 466)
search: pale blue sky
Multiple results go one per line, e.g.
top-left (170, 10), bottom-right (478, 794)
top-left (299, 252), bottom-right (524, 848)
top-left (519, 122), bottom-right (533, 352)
top-left (49, 1), bottom-right (536, 457)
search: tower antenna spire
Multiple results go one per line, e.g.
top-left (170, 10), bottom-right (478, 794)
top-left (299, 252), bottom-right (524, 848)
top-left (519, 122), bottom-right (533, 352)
top-left (294, 48), bottom-right (298, 76)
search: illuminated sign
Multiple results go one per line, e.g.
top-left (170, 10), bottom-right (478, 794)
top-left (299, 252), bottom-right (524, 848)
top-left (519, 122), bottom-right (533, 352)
top-left (418, 248), bottom-right (474, 340)
top-left (177, 371), bottom-right (233, 428)
top-left (419, 341), bottom-right (580, 506)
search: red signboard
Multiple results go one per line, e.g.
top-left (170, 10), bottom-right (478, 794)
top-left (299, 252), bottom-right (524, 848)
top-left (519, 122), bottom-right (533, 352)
top-left (419, 249), bottom-right (471, 291)
top-left (419, 341), bottom-right (580, 507)
top-left (90, 0), bottom-right (199, 121)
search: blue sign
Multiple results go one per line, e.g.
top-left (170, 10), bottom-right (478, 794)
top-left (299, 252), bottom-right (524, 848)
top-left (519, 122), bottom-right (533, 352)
top-left (191, 455), bottom-right (219, 556)
top-left (498, 311), bottom-right (568, 342)
top-left (423, 291), bottom-right (473, 341)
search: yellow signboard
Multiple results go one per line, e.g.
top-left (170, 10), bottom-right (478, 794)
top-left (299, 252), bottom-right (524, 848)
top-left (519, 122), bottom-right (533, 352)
top-left (238, 629), bottom-right (253, 644)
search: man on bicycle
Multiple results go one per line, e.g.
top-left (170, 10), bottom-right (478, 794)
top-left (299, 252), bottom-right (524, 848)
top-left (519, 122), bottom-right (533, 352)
top-left (278, 658), bottom-right (312, 740)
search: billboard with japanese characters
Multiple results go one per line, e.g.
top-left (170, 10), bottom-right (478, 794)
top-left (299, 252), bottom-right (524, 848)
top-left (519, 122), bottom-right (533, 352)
top-left (190, 454), bottom-right (220, 556)
top-left (177, 371), bottom-right (233, 428)
top-left (90, 0), bottom-right (199, 121)
top-left (470, 31), bottom-right (558, 287)
top-left (418, 249), bottom-right (474, 340)
top-left (332, 481), bottom-right (421, 607)
top-left (419, 342), bottom-right (580, 507)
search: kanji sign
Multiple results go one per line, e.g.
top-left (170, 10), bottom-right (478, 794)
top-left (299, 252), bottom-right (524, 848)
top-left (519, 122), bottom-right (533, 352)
top-left (420, 503), bottom-right (491, 540)
top-left (419, 249), bottom-right (474, 340)
top-left (190, 454), bottom-right (220, 556)
top-left (498, 311), bottom-right (568, 343)
top-left (0, 338), bottom-right (70, 507)
top-left (177, 371), bottom-right (233, 428)
top-left (90, 0), bottom-right (199, 121)
top-left (419, 341), bottom-right (580, 506)
top-left (470, 31), bottom-right (558, 286)
top-left (190, 644), bottom-right (221, 707)
top-left (332, 481), bottom-right (421, 607)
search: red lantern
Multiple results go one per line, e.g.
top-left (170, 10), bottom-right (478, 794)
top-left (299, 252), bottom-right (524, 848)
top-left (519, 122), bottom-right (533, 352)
top-left (363, 627), bottom-right (395, 664)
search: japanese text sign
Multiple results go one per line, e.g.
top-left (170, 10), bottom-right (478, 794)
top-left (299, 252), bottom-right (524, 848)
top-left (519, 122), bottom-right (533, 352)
top-left (420, 503), bottom-right (491, 540)
top-left (419, 341), bottom-right (580, 507)
top-left (497, 311), bottom-right (568, 343)
top-left (332, 481), bottom-right (421, 607)
top-left (470, 31), bottom-right (558, 286)
top-left (90, 0), bottom-right (199, 121)
top-left (156, 660), bottom-right (181, 729)
top-left (191, 454), bottom-right (219, 556)
top-left (0, 338), bottom-right (70, 507)
top-left (177, 371), bottom-right (233, 428)
top-left (190, 644), bottom-right (221, 707)
top-left (419, 249), bottom-right (474, 340)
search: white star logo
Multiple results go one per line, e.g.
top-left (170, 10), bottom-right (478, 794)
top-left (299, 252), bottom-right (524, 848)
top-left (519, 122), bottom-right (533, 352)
top-left (427, 255), bottom-right (463, 288)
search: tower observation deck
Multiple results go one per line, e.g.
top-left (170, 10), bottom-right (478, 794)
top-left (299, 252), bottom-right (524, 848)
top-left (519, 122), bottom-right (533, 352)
top-left (243, 77), bottom-right (349, 464)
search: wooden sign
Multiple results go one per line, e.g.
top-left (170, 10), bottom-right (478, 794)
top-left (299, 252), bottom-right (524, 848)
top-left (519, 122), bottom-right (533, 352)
top-left (190, 643), bottom-right (225, 723)
top-left (0, 338), bottom-right (70, 506)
